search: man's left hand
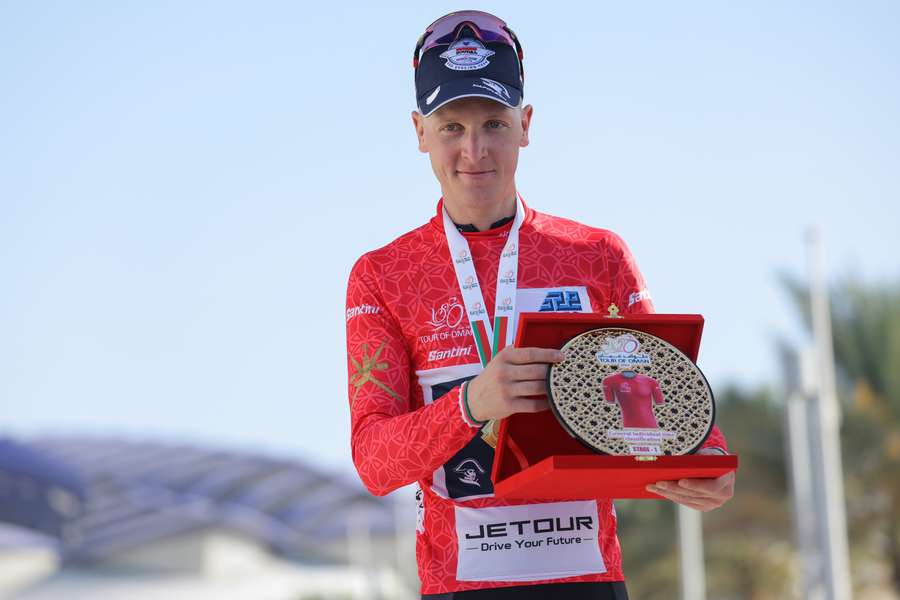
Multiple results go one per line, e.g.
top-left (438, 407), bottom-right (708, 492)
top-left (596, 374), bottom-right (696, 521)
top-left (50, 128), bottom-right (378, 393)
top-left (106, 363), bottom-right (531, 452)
top-left (645, 449), bottom-right (735, 512)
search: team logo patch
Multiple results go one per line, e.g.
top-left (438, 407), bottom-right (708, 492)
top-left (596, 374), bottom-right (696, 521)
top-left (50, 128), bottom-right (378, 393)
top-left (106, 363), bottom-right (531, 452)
top-left (539, 290), bottom-right (583, 312)
top-left (454, 458), bottom-right (486, 487)
top-left (472, 78), bottom-right (510, 101)
top-left (440, 38), bottom-right (495, 71)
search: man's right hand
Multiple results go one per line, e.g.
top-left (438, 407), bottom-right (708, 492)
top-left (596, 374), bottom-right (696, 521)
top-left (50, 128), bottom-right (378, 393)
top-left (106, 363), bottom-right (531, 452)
top-left (465, 347), bottom-right (565, 422)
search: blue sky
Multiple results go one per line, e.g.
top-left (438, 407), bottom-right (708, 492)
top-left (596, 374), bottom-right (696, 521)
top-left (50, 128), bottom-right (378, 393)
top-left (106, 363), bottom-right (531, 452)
top-left (1, 1), bottom-right (898, 474)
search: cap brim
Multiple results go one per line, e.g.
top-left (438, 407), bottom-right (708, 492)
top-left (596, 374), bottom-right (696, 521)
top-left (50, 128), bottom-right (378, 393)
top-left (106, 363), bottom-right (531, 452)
top-left (417, 77), bottom-right (522, 117)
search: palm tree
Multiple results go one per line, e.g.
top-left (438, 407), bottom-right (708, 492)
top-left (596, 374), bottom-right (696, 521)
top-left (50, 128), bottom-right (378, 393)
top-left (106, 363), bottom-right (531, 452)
top-left (783, 277), bottom-right (900, 593)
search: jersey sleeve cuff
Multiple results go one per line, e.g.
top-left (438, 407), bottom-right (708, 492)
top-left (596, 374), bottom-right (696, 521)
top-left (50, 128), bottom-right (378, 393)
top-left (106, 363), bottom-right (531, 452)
top-left (458, 381), bottom-right (483, 429)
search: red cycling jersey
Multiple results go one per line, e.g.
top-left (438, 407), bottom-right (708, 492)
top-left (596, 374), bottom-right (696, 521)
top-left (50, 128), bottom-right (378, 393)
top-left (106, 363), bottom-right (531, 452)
top-left (345, 198), bottom-right (728, 594)
top-left (602, 372), bottom-right (666, 429)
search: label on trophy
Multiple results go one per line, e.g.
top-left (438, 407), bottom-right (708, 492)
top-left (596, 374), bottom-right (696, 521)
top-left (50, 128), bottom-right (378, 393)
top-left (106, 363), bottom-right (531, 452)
top-left (547, 327), bottom-right (715, 456)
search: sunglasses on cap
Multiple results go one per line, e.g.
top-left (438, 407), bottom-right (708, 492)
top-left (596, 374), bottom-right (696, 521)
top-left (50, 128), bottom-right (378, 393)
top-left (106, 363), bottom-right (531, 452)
top-left (412, 10), bottom-right (524, 81)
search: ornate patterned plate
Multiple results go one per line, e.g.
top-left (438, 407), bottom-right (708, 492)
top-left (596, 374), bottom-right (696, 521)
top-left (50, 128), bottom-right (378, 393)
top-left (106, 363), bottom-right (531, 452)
top-left (547, 327), bottom-right (715, 456)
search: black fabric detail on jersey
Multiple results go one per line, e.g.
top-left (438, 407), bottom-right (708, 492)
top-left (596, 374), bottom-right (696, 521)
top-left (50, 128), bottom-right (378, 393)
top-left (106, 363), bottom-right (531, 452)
top-left (431, 376), bottom-right (495, 499)
top-left (454, 215), bottom-right (514, 233)
top-left (432, 377), bottom-right (477, 402)
top-left (444, 434), bottom-right (494, 498)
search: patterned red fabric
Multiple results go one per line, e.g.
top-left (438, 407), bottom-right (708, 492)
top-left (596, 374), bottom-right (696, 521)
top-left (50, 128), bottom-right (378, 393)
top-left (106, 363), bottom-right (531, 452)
top-left (346, 198), bottom-right (728, 594)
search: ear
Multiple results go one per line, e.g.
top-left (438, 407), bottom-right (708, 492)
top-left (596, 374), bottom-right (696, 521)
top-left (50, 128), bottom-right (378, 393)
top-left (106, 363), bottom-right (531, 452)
top-left (411, 110), bottom-right (428, 153)
top-left (519, 104), bottom-right (533, 148)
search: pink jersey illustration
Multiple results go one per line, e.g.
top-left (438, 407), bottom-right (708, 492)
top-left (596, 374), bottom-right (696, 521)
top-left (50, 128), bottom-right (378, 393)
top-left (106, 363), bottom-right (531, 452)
top-left (602, 372), bottom-right (666, 429)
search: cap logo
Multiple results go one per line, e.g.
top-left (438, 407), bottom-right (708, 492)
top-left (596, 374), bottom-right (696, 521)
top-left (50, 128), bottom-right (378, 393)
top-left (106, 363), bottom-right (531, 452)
top-left (439, 38), bottom-right (495, 71)
top-left (425, 86), bottom-right (441, 105)
top-left (472, 78), bottom-right (510, 101)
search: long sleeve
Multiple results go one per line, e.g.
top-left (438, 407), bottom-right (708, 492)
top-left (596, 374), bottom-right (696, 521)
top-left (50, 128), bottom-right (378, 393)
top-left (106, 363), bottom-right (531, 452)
top-left (346, 256), bottom-right (479, 496)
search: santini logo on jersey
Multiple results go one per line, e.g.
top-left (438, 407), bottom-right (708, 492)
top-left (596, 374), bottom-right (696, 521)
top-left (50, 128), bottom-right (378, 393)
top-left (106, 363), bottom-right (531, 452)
top-left (428, 346), bottom-right (473, 362)
top-left (539, 290), bottom-right (583, 312)
top-left (346, 303), bottom-right (381, 322)
top-left (628, 289), bottom-right (651, 307)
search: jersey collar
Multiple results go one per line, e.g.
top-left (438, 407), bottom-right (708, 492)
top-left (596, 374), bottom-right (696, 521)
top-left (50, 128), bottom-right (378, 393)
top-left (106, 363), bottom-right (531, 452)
top-left (431, 194), bottom-right (533, 236)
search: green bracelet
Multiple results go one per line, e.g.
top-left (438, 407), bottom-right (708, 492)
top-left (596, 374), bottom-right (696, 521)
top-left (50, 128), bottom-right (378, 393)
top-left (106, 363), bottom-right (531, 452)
top-left (463, 382), bottom-right (489, 427)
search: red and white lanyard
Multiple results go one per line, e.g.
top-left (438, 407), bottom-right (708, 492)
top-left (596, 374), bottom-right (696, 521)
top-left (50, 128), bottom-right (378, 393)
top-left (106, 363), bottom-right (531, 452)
top-left (442, 195), bottom-right (525, 368)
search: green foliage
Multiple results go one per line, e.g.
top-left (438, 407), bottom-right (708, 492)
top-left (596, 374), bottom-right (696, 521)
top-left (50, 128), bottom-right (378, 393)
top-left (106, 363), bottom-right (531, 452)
top-left (782, 275), bottom-right (900, 593)
top-left (617, 386), bottom-right (795, 599)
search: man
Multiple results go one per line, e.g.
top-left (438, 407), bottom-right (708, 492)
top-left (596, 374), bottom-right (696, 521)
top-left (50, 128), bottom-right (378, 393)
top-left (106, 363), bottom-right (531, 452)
top-left (346, 10), bottom-right (734, 598)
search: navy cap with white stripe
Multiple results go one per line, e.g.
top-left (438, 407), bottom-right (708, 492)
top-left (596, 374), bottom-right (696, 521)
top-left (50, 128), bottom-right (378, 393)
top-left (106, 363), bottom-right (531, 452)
top-left (415, 25), bottom-right (523, 117)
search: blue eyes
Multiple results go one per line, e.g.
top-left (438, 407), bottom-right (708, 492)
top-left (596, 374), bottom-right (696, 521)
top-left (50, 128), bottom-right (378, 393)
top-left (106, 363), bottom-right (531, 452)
top-left (442, 121), bottom-right (506, 132)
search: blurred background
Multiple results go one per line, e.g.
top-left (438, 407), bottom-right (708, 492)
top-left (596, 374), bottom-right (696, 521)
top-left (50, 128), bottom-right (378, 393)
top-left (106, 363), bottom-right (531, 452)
top-left (1, 1), bottom-right (898, 598)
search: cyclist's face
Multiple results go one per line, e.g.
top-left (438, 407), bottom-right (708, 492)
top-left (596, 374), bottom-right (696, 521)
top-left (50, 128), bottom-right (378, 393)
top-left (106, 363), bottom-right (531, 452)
top-left (412, 97), bottom-right (532, 213)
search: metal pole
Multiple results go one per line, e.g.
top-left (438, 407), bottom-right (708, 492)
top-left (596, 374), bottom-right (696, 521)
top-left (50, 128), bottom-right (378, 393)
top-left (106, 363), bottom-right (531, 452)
top-left (677, 504), bottom-right (706, 600)
top-left (807, 228), bottom-right (852, 599)
top-left (780, 340), bottom-right (829, 599)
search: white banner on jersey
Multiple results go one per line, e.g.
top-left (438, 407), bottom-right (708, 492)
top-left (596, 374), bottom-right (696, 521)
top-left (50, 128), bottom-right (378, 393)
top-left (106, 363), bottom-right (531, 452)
top-left (442, 195), bottom-right (525, 367)
top-left (454, 500), bottom-right (606, 582)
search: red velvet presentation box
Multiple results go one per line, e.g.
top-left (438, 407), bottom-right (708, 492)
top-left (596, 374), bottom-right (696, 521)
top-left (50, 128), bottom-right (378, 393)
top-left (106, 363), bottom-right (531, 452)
top-left (490, 312), bottom-right (738, 500)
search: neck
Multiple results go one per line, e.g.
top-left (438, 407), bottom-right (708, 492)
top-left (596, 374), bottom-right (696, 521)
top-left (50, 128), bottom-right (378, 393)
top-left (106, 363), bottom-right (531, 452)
top-left (443, 193), bottom-right (517, 231)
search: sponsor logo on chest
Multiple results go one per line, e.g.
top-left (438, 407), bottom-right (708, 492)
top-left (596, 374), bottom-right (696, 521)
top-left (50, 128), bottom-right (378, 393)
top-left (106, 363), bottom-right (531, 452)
top-left (454, 500), bottom-right (607, 582)
top-left (463, 515), bottom-right (594, 540)
top-left (428, 345), bottom-right (474, 362)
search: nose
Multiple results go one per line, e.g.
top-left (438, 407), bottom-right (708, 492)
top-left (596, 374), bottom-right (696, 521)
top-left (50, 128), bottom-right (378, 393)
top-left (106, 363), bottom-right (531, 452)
top-left (460, 129), bottom-right (487, 163)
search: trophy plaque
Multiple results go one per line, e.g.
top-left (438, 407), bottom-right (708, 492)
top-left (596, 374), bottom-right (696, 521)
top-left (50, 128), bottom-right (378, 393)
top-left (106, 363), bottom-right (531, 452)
top-left (547, 327), bottom-right (715, 457)
top-left (490, 312), bottom-right (737, 500)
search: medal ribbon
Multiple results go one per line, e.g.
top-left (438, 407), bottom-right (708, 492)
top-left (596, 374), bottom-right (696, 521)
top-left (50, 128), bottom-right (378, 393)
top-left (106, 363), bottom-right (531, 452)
top-left (442, 195), bottom-right (525, 367)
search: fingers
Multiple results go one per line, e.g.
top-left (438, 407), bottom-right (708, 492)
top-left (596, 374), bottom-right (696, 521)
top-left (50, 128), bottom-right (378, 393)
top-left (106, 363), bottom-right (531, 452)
top-left (510, 398), bottom-right (549, 413)
top-left (509, 380), bottom-right (549, 398)
top-left (646, 474), bottom-right (734, 512)
top-left (511, 363), bottom-right (551, 381)
top-left (647, 484), bottom-right (716, 511)
top-left (677, 473), bottom-right (733, 496)
top-left (503, 347), bottom-right (565, 365)
top-left (490, 359), bottom-right (550, 385)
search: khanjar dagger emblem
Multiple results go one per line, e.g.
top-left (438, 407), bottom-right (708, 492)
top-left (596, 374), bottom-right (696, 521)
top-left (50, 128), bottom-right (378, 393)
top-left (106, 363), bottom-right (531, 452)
top-left (350, 341), bottom-right (400, 404)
